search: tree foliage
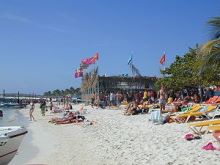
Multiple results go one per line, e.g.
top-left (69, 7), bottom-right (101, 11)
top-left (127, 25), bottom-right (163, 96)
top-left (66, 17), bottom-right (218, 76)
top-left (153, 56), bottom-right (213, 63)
top-left (156, 47), bottom-right (201, 90)
top-left (198, 16), bottom-right (220, 84)
top-left (43, 87), bottom-right (81, 97)
top-left (156, 16), bottom-right (220, 89)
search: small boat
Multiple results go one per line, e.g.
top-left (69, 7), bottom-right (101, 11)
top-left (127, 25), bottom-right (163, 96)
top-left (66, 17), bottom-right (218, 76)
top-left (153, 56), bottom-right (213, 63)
top-left (0, 110), bottom-right (3, 117)
top-left (0, 103), bottom-right (4, 107)
top-left (0, 126), bottom-right (28, 165)
top-left (0, 103), bottom-right (27, 109)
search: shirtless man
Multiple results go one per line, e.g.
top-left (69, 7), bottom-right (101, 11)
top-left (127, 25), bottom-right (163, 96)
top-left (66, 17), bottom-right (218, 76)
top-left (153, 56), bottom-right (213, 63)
top-left (158, 85), bottom-right (167, 113)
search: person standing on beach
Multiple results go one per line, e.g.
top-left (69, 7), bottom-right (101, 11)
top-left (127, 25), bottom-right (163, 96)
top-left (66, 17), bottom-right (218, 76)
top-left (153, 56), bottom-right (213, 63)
top-left (91, 93), bottom-right (95, 108)
top-left (29, 101), bottom-right (35, 121)
top-left (49, 98), bottom-right (53, 111)
top-left (158, 85), bottom-right (167, 113)
top-left (40, 100), bottom-right (46, 116)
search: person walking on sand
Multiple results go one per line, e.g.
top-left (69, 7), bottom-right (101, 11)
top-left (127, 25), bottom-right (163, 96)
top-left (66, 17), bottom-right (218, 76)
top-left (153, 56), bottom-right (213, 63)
top-left (40, 100), bottom-right (46, 116)
top-left (29, 101), bottom-right (36, 121)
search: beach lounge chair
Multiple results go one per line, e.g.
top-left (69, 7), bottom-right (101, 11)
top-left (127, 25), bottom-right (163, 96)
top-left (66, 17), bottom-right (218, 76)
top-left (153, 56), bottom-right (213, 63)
top-left (170, 104), bottom-right (202, 121)
top-left (180, 104), bottom-right (200, 112)
top-left (186, 104), bottom-right (202, 112)
top-left (173, 105), bottom-right (218, 123)
top-left (208, 125), bottom-right (220, 131)
top-left (189, 119), bottom-right (220, 135)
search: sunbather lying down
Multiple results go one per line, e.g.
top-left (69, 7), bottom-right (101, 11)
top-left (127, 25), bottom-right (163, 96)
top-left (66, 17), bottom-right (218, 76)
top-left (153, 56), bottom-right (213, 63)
top-left (49, 112), bottom-right (86, 124)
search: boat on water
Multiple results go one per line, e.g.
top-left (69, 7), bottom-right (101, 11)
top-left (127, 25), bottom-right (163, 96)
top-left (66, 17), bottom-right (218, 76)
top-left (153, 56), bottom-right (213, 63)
top-left (0, 126), bottom-right (27, 165)
top-left (0, 103), bottom-right (27, 109)
top-left (0, 110), bottom-right (2, 117)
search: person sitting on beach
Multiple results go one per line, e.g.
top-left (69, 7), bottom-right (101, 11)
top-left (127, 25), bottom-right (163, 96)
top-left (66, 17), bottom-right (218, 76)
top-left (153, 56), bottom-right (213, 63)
top-left (171, 95), bottom-right (193, 112)
top-left (51, 106), bottom-right (64, 113)
top-left (193, 94), bottom-right (200, 103)
top-left (124, 101), bottom-right (140, 115)
top-left (138, 100), bottom-right (150, 113)
top-left (167, 97), bottom-right (173, 104)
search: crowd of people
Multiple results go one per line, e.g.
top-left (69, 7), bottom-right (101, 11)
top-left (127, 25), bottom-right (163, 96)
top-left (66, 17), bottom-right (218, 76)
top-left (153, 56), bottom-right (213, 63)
top-left (89, 86), bottom-right (218, 115)
top-left (27, 97), bottom-right (96, 126)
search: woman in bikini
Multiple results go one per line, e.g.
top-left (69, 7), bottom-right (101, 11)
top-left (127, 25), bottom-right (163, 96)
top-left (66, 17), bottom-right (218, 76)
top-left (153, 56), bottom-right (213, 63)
top-left (29, 101), bottom-right (36, 121)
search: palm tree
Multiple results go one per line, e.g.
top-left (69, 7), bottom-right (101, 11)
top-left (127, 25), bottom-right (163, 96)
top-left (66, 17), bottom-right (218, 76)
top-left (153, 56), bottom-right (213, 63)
top-left (209, 17), bottom-right (220, 39)
top-left (199, 17), bottom-right (220, 80)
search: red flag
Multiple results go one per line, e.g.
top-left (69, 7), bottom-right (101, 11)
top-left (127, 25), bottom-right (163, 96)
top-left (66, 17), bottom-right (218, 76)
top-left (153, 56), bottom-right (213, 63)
top-left (94, 52), bottom-right (99, 60)
top-left (160, 53), bottom-right (166, 65)
top-left (90, 52), bottom-right (99, 64)
top-left (81, 52), bottom-right (99, 65)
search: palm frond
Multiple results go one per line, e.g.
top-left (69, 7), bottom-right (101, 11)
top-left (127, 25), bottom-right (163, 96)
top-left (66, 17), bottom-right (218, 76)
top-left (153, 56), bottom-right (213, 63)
top-left (208, 17), bottom-right (220, 39)
top-left (200, 39), bottom-right (220, 55)
top-left (198, 39), bottom-right (220, 74)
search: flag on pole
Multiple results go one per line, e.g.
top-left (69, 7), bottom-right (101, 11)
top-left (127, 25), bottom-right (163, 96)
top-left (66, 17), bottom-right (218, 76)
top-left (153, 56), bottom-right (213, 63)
top-left (90, 52), bottom-right (99, 64)
top-left (128, 55), bottom-right (132, 65)
top-left (160, 52), bottom-right (166, 65)
top-left (81, 52), bottom-right (99, 65)
top-left (74, 69), bottom-right (83, 78)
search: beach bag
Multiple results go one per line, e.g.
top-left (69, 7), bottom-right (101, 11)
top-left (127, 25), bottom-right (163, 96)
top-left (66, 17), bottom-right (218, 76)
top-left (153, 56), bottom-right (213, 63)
top-left (184, 133), bottom-right (201, 141)
top-left (185, 133), bottom-right (194, 141)
top-left (150, 110), bottom-right (164, 123)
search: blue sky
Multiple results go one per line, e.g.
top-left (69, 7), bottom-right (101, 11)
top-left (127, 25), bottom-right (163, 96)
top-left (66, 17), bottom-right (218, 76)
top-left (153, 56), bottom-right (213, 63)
top-left (0, 0), bottom-right (220, 94)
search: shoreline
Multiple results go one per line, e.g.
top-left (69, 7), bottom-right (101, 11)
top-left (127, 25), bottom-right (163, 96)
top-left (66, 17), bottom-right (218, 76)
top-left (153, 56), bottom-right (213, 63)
top-left (7, 104), bottom-right (220, 165)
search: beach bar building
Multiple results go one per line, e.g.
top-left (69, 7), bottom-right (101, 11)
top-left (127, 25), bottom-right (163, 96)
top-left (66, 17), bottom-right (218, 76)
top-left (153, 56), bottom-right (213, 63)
top-left (81, 69), bottom-right (157, 102)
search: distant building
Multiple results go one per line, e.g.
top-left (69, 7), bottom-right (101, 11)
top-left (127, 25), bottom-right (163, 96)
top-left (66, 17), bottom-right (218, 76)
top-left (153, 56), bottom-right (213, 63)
top-left (98, 76), bottom-right (157, 92)
top-left (81, 72), bottom-right (157, 101)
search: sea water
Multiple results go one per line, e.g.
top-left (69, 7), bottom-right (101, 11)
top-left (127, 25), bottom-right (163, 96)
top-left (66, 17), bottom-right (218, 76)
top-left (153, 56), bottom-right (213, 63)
top-left (0, 107), bottom-right (27, 126)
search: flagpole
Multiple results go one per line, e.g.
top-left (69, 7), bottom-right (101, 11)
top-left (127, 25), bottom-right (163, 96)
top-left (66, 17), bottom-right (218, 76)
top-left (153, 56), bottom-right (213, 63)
top-left (96, 52), bottom-right (99, 101)
top-left (163, 51), bottom-right (166, 73)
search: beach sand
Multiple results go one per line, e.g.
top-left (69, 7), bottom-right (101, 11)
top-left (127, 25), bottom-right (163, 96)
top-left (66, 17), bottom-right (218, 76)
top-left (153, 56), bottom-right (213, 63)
top-left (9, 104), bottom-right (220, 165)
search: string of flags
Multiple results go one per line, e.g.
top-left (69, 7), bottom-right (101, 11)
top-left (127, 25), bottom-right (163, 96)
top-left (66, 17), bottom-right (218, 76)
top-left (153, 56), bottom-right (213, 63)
top-left (75, 51), bottom-right (165, 78)
top-left (74, 52), bottom-right (99, 78)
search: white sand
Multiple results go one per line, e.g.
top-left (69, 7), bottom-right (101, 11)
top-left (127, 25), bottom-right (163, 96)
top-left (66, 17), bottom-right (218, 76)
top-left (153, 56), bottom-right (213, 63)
top-left (9, 104), bottom-right (220, 165)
